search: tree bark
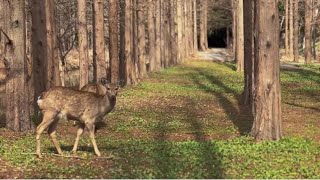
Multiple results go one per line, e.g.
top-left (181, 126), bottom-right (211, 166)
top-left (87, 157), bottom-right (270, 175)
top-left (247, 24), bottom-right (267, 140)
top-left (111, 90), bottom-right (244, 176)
top-left (304, 0), bottom-right (312, 64)
top-left (293, 0), bottom-right (299, 62)
top-left (93, 0), bottom-right (106, 83)
top-left (236, 0), bottom-right (244, 72)
top-left (251, 0), bottom-right (282, 141)
top-left (155, 0), bottom-right (161, 70)
top-left (289, 0), bottom-right (294, 59)
top-left (147, 0), bottom-right (156, 72)
top-left (31, 0), bottom-right (60, 111)
top-left (199, 0), bottom-right (207, 51)
top-left (177, 0), bottom-right (183, 63)
top-left (109, 0), bottom-right (119, 83)
top-left (285, 0), bottom-right (289, 56)
top-left (137, 0), bottom-right (146, 78)
top-left (193, 0), bottom-right (198, 52)
top-left (243, 0), bottom-right (254, 106)
top-left (77, 0), bottom-right (89, 88)
top-left (3, 0), bottom-right (33, 131)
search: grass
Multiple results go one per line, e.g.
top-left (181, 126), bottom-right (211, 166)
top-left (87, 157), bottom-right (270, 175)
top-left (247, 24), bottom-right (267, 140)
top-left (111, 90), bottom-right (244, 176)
top-left (0, 60), bottom-right (320, 178)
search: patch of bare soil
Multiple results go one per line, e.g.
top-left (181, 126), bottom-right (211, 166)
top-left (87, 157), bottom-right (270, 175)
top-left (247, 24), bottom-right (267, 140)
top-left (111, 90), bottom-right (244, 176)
top-left (0, 158), bottom-right (24, 179)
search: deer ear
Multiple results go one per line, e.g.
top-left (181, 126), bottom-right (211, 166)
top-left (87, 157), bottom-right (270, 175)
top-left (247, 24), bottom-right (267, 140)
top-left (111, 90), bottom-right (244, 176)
top-left (100, 77), bottom-right (109, 85)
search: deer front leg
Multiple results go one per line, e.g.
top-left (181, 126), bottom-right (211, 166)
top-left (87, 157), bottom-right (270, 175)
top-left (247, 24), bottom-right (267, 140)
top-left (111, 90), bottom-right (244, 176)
top-left (36, 111), bottom-right (57, 158)
top-left (85, 122), bottom-right (101, 156)
top-left (72, 123), bottom-right (85, 153)
top-left (48, 119), bottom-right (62, 155)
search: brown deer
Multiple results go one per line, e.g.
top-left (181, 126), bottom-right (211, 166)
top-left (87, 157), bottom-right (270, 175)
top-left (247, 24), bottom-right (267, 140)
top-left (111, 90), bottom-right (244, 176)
top-left (36, 78), bottom-right (119, 158)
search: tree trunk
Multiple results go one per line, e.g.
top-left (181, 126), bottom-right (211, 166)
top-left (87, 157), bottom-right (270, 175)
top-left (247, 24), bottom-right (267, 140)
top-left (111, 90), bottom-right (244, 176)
top-left (243, 0), bottom-right (254, 106)
top-left (236, 0), bottom-right (244, 72)
top-left (77, 0), bottom-right (89, 88)
top-left (155, 0), bottom-right (161, 70)
top-left (251, 0), bottom-right (282, 141)
top-left (123, 0), bottom-right (137, 85)
top-left (232, 0), bottom-right (237, 54)
top-left (109, 0), bottom-right (119, 83)
top-left (147, 0), bottom-right (156, 72)
top-left (285, 0), bottom-right (289, 56)
top-left (193, 0), bottom-right (198, 52)
top-left (177, 0), bottom-right (183, 63)
top-left (3, 0), bottom-right (33, 131)
top-left (289, 0), bottom-right (294, 59)
top-left (93, 0), bottom-right (106, 83)
top-left (199, 0), bottom-right (207, 51)
top-left (137, 0), bottom-right (146, 78)
top-left (31, 0), bottom-right (60, 111)
top-left (304, 0), bottom-right (312, 64)
top-left (293, 0), bottom-right (299, 62)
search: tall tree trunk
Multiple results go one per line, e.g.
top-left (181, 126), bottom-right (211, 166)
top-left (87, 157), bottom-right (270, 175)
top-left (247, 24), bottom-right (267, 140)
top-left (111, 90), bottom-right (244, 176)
top-left (77, 0), bottom-right (89, 88)
top-left (3, 0), bottom-right (33, 131)
top-left (109, 0), bottom-right (119, 83)
top-left (93, 0), bottom-right (106, 83)
top-left (147, 0), bottom-right (156, 72)
top-left (251, 0), bottom-right (282, 141)
top-left (155, 0), bottom-right (162, 70)
top-left (137, 0), bottom-right (146, 78)
top-left (193, 0), bottom-right (198, 52)
top-left (236, 0), bottom-right (244, 72)
top-left (289, 0), bottom-right (294, 59)
top-left (285, 0), bottom-right (289, 56)
top-left (177, 0), bottom-right (183, 63)
top-left (293, 0), bottom-right (299, 62)
top-left (232, 0), bottom-right (237, 54)
top-left (305, 0), bottom-right (312, 64)
top-left (31, 0), bottom-right (60, 111)
top-left (243, 0), bottom-right (254, 106)
top-left (123, 0), bottom-right (137, 85)
top-left (199, 0), bottom-right (207, 51)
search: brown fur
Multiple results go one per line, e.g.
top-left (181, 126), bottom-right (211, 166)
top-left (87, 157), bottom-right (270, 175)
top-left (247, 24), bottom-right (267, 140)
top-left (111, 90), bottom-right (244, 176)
top-left (36, 83), bottom-right (119, 158)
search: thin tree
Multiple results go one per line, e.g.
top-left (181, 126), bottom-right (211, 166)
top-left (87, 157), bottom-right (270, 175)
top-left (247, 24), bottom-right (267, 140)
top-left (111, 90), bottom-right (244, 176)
top-left (93, 0), bottom-right (106, 82)
top-left (305, 0), bottom-right (312, 64)
top-left (251, 0), bottom-right (282, 141)
top-left (147, 0), bottom-right (156, 72)
top-left (285, 0), bottom-right (289, 56)
top-left (109, 0), bottom-right (119, 83)
top-left (236, 0), bottom-right (244, 72)
top-left (77, 0), bottom-right (89, 88)
top-left (199, 0), bottom-right (207, 51)
top-left (289, 0), bottom-right (294, 59)
top-left (243, 0), bottom-right (254, 106)
top-left (155, 0), bottom-right (161, 70)
top-left (293, 0), bottom-right (299, 62)
top-left (2, 0), bottom-right (33, 131)
top-left (137, 0), bottom-right (147, 78)
top-left (193, 0), bottom-right (198, 52)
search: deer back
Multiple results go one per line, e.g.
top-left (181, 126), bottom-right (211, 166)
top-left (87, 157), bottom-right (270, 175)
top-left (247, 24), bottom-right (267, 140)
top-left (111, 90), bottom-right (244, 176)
top-left (81, 83), bottom-right (106, 95)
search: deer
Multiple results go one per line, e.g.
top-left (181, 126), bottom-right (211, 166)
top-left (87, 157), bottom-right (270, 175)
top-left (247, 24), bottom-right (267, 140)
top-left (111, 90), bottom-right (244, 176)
top-left (36, 78), bottom-right (119, 158)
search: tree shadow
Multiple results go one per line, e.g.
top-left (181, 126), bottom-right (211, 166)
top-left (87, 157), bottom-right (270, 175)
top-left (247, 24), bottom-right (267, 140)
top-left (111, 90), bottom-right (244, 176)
top-left (152, 101), bottom-right (225, 178)
top-left (189, 67), bottom-right (253, 135)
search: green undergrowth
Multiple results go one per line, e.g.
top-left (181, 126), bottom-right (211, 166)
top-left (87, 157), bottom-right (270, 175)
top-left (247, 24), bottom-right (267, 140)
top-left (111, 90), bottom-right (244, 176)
top-left (0, 60), bottom-right (320, 178)
top-left (0, 135), bottom-right (319, 178)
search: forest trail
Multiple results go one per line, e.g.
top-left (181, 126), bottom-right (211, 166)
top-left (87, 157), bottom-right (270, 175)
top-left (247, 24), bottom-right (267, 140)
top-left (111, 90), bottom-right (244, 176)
top-left (195, 48), bottom-right (234, 62)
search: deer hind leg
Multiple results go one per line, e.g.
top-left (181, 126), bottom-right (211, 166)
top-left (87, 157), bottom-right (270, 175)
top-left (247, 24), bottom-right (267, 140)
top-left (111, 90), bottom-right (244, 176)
top-left (36, 111), bottom-right (58, 158)
top-left (47, 119), bottom-right (62, 155)
top-left (72, 123), bottom-right (85, 153)
top-left (85, 121), bottom-right (101, 156)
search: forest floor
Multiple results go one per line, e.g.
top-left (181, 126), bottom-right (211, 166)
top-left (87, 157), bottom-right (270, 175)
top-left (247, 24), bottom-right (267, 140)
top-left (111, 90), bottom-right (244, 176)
top-left (0, 48), bottom-right (320, 178)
